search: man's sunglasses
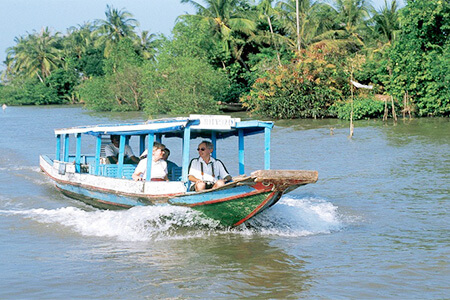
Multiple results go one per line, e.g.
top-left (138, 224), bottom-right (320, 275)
top-left (197, 148), bottom-right (207, 151)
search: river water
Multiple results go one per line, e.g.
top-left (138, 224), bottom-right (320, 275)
top-left (0, 106), bottom-right (448, 299)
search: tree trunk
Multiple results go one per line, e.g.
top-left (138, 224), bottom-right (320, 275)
top-left (296, 0), bottom-right (301, 52)
top-left (267, 16), bottom-right (282, 67)
top-left (391, 95), bottom-right (397, 122)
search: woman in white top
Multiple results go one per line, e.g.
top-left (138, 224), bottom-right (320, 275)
top-left (132, 142), bottom-right (168, 181)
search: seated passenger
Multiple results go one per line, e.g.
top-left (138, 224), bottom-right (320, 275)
top-left (105, 135), bottom-right (140, 164)
top-left (163, 148), bottom-right (179, 169)
top-left (188, 140), bottom-right (232, 192)
top-left (132, 142), bottom-right (168, 181)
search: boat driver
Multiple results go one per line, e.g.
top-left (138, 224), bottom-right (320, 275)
top-left (188, 140), bottom-right (232, 192)
top-left (105, 135), bottom-right (140, 164)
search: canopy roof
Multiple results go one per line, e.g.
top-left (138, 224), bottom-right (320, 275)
top-left (54, 115), bottom-right (273, 139)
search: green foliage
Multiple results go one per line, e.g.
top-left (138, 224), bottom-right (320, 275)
top-left (45, 68), bottom-right (79, 100)
top-left (77, 76), bottom-right (116, 111)
top-left (0, 77), bottom-right (60, 105)
top-left (2, 1), bottom-right (449, 118)
top-left (331, 96), bottom-right (385, 120)
top-left (169, 18), bottom-right (228, 66)
top-left (355, 53), bottom-right (389, 94)
top-left (141, 55), bottom-right (229, 116)
top-left (241, 46), bottom-right (346, 119)
top-left (387, 0), bottom-right (450, 116)
top-left (79, 39), bottom-right (145, 111)
top-left (103, 38), bottom-right (142, 75)
top-left (76, 47), bottom-right (105, 78)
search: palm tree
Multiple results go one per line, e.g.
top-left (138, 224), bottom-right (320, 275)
top-left (371, 0), bottom-right (400, 44)
top-left (7, 27), bottom-right (63, 82)
top-left (135, 30), bottom-right (158, 60)
top-left (335, 0), bottom-right (370, 34)
top-left (311, 0), bottom-right (370, 53)
top-left (95, 5), bottom-right (139, 56)
top-left (256, 0), bottom-right (282, 65)
top-left (1, 53), bottom-right (15, 82)
top-left (64, 22), bottom-right (97, 59)
top-left (276, 0), bottom-right (323, 52)
top-left (180, 0), bottom-right (257, 69)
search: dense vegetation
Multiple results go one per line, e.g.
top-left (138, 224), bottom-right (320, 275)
top-left (1, 0), bottom-right (448, 119)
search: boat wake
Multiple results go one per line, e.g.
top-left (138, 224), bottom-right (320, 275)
top-left (0, 195), bottom-right (345, 241)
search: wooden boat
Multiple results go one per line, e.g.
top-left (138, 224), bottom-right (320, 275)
top-left (39, 115), bottom-right (318, 227)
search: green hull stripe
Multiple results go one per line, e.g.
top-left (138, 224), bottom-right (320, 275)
top-left (191, 192), bottom-right (271, 227)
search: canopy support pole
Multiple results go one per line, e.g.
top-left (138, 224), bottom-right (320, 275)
top-left (117, 135), bottom-right (126, 178)
top-left (56, 134), bottom-right (61, 161)
top-left (75, 133), bottom-right (81, 173)
top-left (211, 131), bottom-right (217, 159)
top-left (264, 127), bottom-right (271, 170)
top-left (145, 133), bottom-right (155, 181)
top-left (238, 129), bottom-right (245, 175)
top-left (64, 134), bottom-right (69, 162)
top-left (181, 126), bottom-right (191, 185)
top-left (95, 136), bottom-right (101, 175)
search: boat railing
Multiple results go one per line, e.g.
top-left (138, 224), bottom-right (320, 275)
top-left (57, 154), bottom-right (183, 181)
top-left (169, 166), bottom-right (182, 181)
top-left (67, 154), bottom-right (96, 165)
top-left (88, 164), bottom-right (137, 179)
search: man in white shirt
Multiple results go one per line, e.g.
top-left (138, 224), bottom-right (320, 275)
top-left (188, 140), bottom-right (232, 191)
top-left (105, 135), bottom-right (140, 164)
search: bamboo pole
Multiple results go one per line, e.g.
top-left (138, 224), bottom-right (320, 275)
top-left (349, 82), bottom-right (354, 138)
top-left (349, 68), bottom-right (354, 138)
top-left (391, 95), bottom-right (398, 123)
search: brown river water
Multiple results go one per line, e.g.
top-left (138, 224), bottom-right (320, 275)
top-left (0, 106), bottom-right (448, 299)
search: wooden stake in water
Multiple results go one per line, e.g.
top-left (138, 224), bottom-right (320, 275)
top-left (349, 79), bottom-right (374, 138)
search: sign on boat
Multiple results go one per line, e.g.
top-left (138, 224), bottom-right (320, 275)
top-left (39, 115), bottom-right (318, 227)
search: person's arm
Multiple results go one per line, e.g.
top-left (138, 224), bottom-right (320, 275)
top-left (105, 144), bottom-right (118, 163)
top-left (188, 158), bottom-right (202, 183)
top-left (188, 175), bottom-right (202, 183)
top-left (104, 144), bottom-right (115, 157)
top-left (216, 159), bottom-right (232, 182)
top-left (132, 160), bottom-right (145, 181)
top-left (132, 172), bottom-right (143, 181)
top-left (124, 145), bottom-right (137, 159)
top-left (130, 156), bottom-right (140, 164)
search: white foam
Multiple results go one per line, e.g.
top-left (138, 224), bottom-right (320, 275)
top-left (0, 195), bottom-right (345, 241)
top-left (242, 196), bottom-right (343, 236)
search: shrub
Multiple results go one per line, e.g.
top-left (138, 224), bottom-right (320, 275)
top-left (78, 76), bottom-right (116, 111)
top-left (241, 45), bottom-right (346, 119)
top-left (141, 55), bottom-right (229, 116)
top-left (331, 96), bottom-right (385, 120)
top-left (0, 78), bottom-right (60, 105)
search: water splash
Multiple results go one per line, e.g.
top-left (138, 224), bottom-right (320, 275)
top-left (0, 195), bottom-right (345, 241)
top-left (241, 196), bottom-right (343, 236)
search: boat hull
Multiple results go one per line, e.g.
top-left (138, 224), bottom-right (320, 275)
top-left (40, 155), bottom-right (318, 227)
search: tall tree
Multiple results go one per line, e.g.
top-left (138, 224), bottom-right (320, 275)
top-left (256, 0), bottom-right (282, 65)
top-left (276, 0), bottom-right (323, 52)
top-left (180, 0), bottom-right (257, 69)
top-left (134, 30), bottom-right (158, 60)
top-left (312, 0), bottom-right (370, 52)
top-left (64, 22), bottom-right (97, 59)
top-left (95, 5), bottom-right (139, 56)
top-left (7, 27), bottom-right (63, 82)
top-left (387, 0), bottom-right (450, 116)
top-left (371, 0), bottom-right (400, 44)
